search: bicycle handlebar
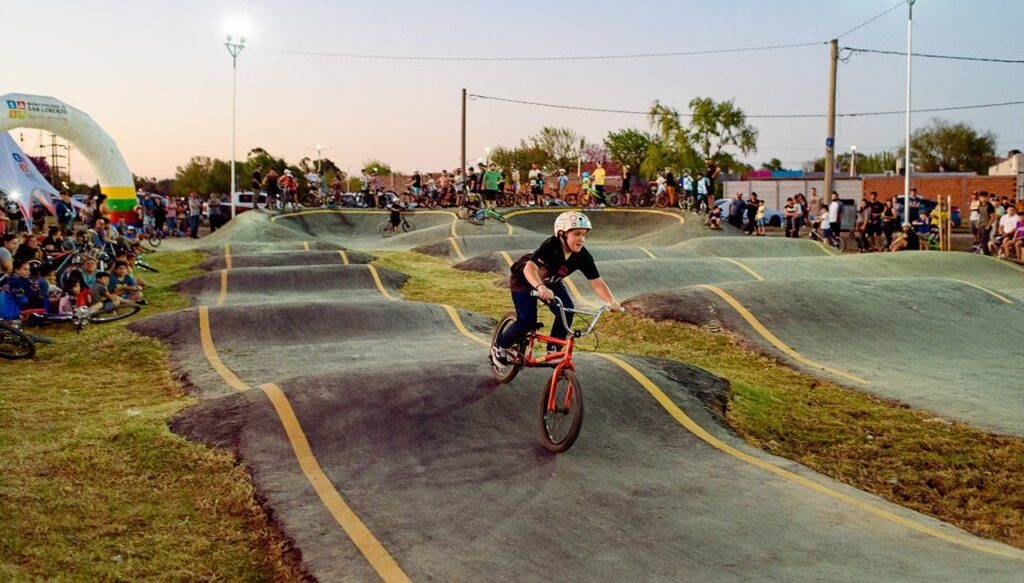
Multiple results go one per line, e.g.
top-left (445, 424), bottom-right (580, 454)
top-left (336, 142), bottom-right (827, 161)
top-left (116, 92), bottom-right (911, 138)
top-left (530, 289), bottom-right (622, 338)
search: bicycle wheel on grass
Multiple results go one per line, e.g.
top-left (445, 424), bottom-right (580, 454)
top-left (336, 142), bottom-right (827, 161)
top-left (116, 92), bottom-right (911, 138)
top-left (88, 303), bottom-right (142, 324)
top-left (0, 322), bottom-right (35, 359)
top-left (489, 312), bottom-right (524, 384)
top-left (537, 368), bottom-right (583, 453)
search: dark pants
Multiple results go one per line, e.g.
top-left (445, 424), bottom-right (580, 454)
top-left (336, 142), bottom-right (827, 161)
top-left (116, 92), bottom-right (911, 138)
top-left (978, 227), bottom-right (991, 255)
top-left (496, 283), bottom-right (574, 350)
top-left (189, 214), bottom-right (200, 238)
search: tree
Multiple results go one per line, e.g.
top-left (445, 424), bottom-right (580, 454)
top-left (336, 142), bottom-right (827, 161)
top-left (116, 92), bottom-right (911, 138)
top-left (526, 127), bottom-right (583, 173)
top-left (902, 118), bottom-right (997, 174)
top-left (29, 155), bottom-right (51, 178)
top-left (760, 158), bottom-right (787, 171)
top-left (687, 96), bottom-right (758, 172)
top-left (807, 150), bottom-right (900, 175)
top-left (603, 129), bottom-right (653, 176)
top-left (642, 102), bottom-right (702, 178)
top-left (490, 145), bottom-right (548, 178)
top-left (362, 159), bottom-right (393, 175)
top-left (172, 156), bottom-right (213, 197)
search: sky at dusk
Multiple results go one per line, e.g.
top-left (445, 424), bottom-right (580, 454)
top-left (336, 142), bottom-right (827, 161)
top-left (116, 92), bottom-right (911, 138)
top-left (5, 0), bottom-right (1023, 183)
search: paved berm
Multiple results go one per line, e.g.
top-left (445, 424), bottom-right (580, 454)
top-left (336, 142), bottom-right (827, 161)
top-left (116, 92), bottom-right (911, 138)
top-left (133, 209), bottom-right (1024, 581)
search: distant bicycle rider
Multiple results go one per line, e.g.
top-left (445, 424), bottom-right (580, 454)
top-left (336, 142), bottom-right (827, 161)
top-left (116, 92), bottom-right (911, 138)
top-left (278, 169), bottom-right (298, 209)
top-left (491, 211), bottom-right (621, 365)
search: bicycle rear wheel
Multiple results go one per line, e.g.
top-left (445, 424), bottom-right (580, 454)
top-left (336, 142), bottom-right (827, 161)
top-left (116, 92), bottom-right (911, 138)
top-left (88, 303), bottom-right (142, 324)
top-left (515, 194), bottom-right (530, 207)
top-left (654, 193), bottom-right (669, 208)
top-left (832, 235), bottom-right (848, 252)
top-left (146, 233), bottom-right (162, 247)
top-left (0, 322), bottom-right (35, 359)
top-left (490, 313), bottom-right (524, 384)
top-left (606, 193), bottom-right (622, 207)
top-left (537, 368), bottom-right (583, 453)
top-left (564, 193), bottom-right (579, 206)
top-left (377, 221), bottom-right (395, 238)
top-left (636, 193), bottom-right (653, 207)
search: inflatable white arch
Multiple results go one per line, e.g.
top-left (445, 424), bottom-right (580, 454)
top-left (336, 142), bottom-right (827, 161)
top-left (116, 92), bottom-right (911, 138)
top-left (2, 93), bottom-right (135, 221)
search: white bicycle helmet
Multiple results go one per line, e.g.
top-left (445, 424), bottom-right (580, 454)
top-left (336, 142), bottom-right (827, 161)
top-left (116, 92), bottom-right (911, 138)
top-left (553, 211), bottom-right (592, 236)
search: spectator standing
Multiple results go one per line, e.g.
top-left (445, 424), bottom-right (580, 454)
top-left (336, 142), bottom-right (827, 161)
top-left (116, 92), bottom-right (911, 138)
top-left (453, 167), bottom-right (465, 207)
top-left (264, 168), bottom-right (280, 209)
top-left (827, 192), bottom-right (843, 239)
top-left (744, 192), bottom-right (760, 235)
top-left (783, 197), bottom-right (796, 238)
top-left (511, 167), bottom-right (521, 196)
top-left (187, 192), bottom-right (202, 239)
top-left (968, 192), bottom-right (981, 246)
top-left (251, 165), bottom-right (263, 195)
top-left (208, 194), bottom-right (222, 232)
top-left (593, 162), bottom-right (607, 202)
top-left (482, 163), bottom-right (502, 210)
top-left (854, 199), bottom-right (870, 252)
top-left (557, 169), bottom-right (569, 201)
top-left (663, 167), bottom-right (676, 207)
top-left (882, 198), bottom-right (898, 248)
top-left (153, 195), bottom-right (167, 234)
top-left (728, 192), bottom-right (745, 229)
top-left (793, 193), bottom-right (806, 238)
top-left (808, 188), bottom-right (819, 219)
top-left (528, 163), bottom-right (544, 207)
top-left (976, 192), bottom-right (997, 254)
top-left (867, 191), bottom-right (885, 251)
top-left (56, 192), bottom-right (76, 235)
top-left (621, 164), bottom-right (632, 196)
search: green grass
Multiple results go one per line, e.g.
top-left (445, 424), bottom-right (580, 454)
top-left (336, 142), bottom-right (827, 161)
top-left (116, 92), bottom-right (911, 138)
top-left (0, 251), bottom-right (304, 581)
top-left (376, 250), bottom-right (1024, 550)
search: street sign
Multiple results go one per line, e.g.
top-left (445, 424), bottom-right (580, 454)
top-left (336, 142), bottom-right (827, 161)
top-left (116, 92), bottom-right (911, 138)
top-left (825, 137), bottom-right (834, 148)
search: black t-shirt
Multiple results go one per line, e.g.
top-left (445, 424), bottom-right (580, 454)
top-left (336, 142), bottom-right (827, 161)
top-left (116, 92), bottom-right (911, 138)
top-left (411, 174), bottom-right (421, 188)
top-left (870, 201), bottom-right (885, 219)
top-left (14, 244), bottom-right (38, 262)
top-left (903, 230), bottom-right (919, 250)
top-left (509, 236), bottom-right (600, 293)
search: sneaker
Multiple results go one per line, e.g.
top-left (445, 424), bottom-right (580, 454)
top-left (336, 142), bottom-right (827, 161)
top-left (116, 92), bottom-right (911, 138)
top-left (490, 346), bottom-right (510, 366)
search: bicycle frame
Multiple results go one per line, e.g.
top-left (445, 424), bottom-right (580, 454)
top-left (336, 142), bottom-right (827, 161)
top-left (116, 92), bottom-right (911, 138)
top-left (523, 294), bottom-right (610, 414)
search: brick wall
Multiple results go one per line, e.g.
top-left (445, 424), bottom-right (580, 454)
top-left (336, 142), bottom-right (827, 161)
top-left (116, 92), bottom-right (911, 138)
top-left (862, 176), bottom-right (1016, 209)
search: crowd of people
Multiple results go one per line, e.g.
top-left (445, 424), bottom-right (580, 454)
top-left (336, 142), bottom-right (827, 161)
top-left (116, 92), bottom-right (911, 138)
top-left (0, 207), bottom-right (150, 327)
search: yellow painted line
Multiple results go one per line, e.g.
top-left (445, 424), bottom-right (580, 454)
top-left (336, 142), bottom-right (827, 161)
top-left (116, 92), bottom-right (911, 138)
top-left (983, 253), bottom-right (1024, 274)
top-left (224, 243), bottom-right (232, 270)
top-left (814, 240), bottom-right (836, 256)
top-left (719, 257), bottom-right (765, 281)
top-left (447, 237), bottom-right (467, 261)
top-left (366, 264), bottom-right (396, 301)
top-left (271, 208), bottom-right (458, 222)
top-left (338, 249), bottom-right (350, 265)
top-left (504, 219), bottom-right (514, 235)
top-left (303, 241), bottom-right (311, 251)
top-left (947, 279), bottom-right (1014, 304)
top-left (441, 304), bottom-right (491, 346)
top-left (594, 353), bottom-right (1023, 561)
top-left (436, 306), bottom-right (1023, 559)
top-left (437, 300), bottom-right (1021, 561)
top-left (217, 270), bottom-right (228, 306)
top-left (259, 382), bottom-right (413, 582)
top-left (698, 285), bottom-right (868, 385)
top-left (498, 251), bottom-right (514, 267)
top-left (198, 306), bottom-right (250, 392)
top-left (563, 276), bottom-right (598, 308)
top-left (638, 247), bottom-right (657, 259)
top-left (450, 216), bottom-right (458, 238)
top-left (504, 207), bottom-right (684, 225)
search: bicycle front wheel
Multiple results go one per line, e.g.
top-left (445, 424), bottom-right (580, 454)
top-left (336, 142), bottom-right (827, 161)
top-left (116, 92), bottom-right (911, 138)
top-left (606, 193), bottom-right (622, 207)
top-left (564, 193), bottom-right (579, 206)
top-left (654, 193), bottom-right (669, 208)
top-left (490, 313), bottom-right (523, 384)
top-left (537, 368), bottom-right (583, 453)
top-left (146, 233), bottom-right (162, 247)
top-left (0, 322), bottom-right (36, 359)
top-left (89, 304), bottom-right (142, 324)
top-left (402, 219), bottom-right (415, 233)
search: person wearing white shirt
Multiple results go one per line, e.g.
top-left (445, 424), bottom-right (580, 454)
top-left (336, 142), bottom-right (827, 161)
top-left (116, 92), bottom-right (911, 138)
top-left (998, 206), bottom-right (1020, 258)
top-left (827, 192), bottom-right (843, 236)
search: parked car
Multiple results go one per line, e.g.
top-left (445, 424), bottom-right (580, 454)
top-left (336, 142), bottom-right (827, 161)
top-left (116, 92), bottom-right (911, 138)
top-left (906, 196), bottom-right (961, 228)
top-left (231, 190), bottom-right (268, 212)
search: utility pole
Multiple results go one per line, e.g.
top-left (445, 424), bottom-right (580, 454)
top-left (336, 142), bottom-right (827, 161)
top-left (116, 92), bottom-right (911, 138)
top-left (461, 89), bottom-right (467, 179)
top-left (903, 0), bottom-right (916, 224)
top-left (823, 39), bottom-right (838, 200)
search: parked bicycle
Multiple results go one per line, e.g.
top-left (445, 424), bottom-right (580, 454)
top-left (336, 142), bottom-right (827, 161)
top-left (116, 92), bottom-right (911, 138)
top-left (806, 226), bottom-right (847, 252)
top-left (0, 319), bottom-right (35, 359)
top-left (489, 293), bottom-right (618, 453)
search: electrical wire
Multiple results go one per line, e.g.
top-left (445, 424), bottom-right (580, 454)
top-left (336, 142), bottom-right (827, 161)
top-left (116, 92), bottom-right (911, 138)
top-left (271, 41), bottom-right (824, 62)
top-left (468, 93), bottom-right (1024, 119)
top-left (840, 46), bottom-right (1024, 64)
top-left (836, 0), bottom-right (905, 39)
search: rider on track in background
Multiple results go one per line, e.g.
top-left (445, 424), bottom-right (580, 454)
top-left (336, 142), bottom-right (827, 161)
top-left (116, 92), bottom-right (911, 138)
top-left (491, 211), bottom-right (621, 365)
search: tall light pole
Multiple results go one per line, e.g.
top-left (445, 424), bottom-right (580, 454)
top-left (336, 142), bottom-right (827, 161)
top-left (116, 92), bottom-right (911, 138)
top-left (308, 144), bottom-right (335, 173)
top-left (225, 34), bottom-right (246, 219)
top-left (903, 0), bottom-right (916, 224)
top-left (849, 145), bottom-right (857, 177)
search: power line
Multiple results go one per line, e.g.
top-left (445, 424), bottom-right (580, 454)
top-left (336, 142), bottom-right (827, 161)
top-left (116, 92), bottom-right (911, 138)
top-left (271, 41), bottom-right (824, 63)
top-left (468, 93), bottom-right (1024, 119)
top-left (836, 0), bottom-right (905, 39)
top-left (841, 47), bottom-right (1024, 64)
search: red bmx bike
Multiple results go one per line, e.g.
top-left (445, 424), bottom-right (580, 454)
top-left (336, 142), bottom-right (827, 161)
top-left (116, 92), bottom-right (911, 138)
top-left (489, 293), bottom-right (616, 453)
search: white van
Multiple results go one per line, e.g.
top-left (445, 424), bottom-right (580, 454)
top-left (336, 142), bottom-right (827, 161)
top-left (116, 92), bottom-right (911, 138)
top-left (231, 191), bottom-right (268, 212)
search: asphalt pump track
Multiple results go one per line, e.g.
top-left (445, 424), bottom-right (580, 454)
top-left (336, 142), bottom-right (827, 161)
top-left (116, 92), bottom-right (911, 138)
top-left (131, 209), bottom-right (1024, 581)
